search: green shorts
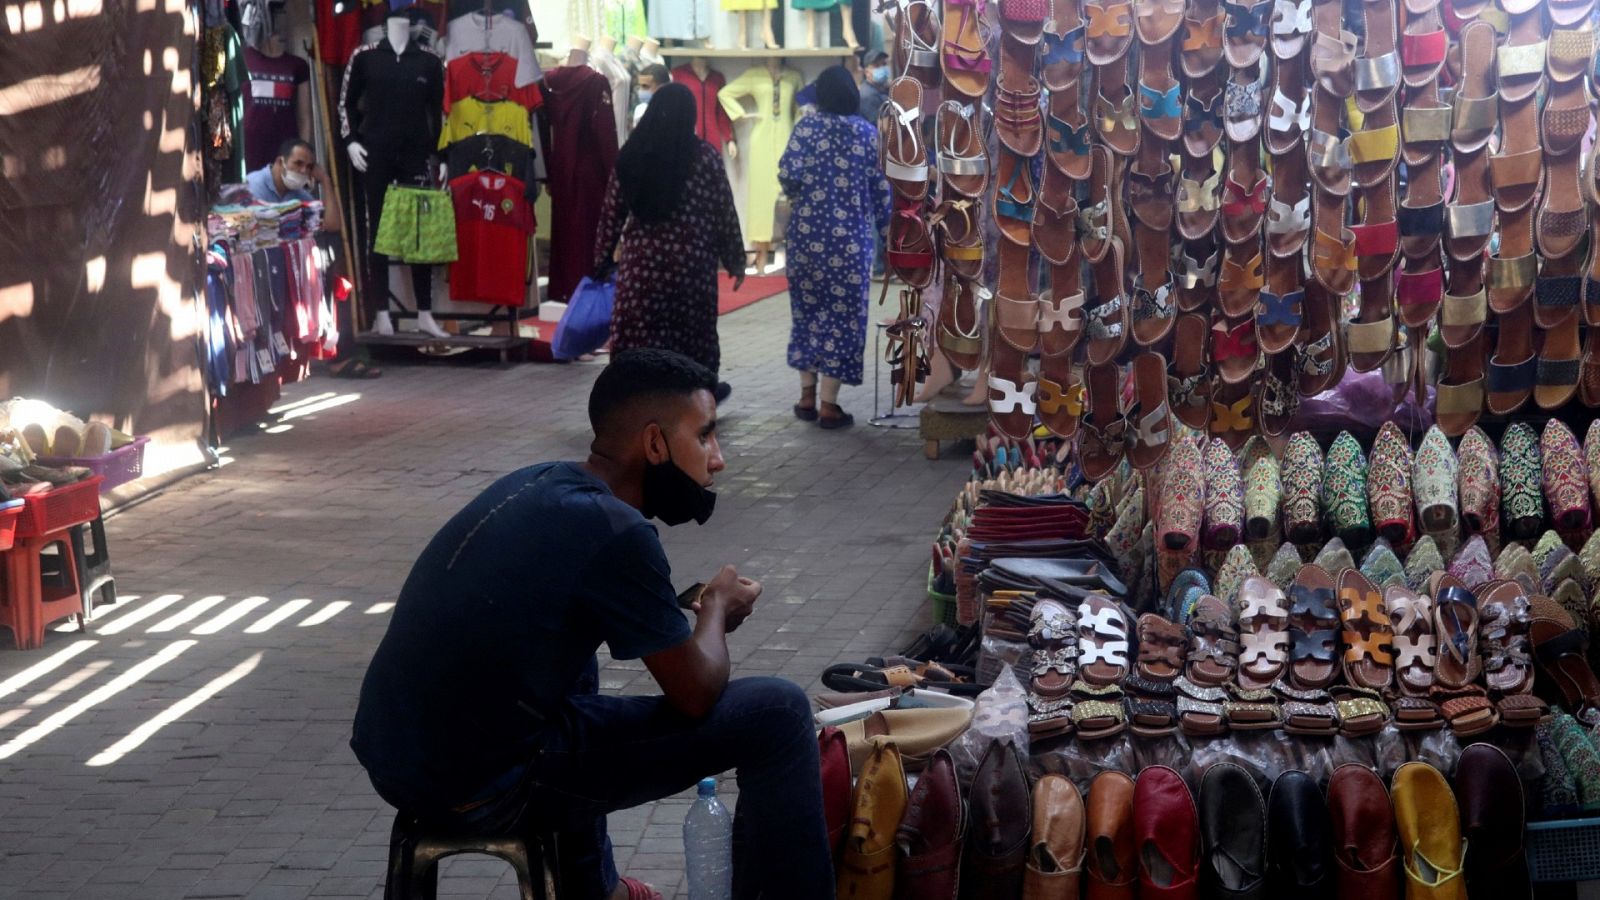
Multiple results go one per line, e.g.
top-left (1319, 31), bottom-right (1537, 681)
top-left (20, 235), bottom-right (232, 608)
top-left (374, 185), bottom-right (458, 264)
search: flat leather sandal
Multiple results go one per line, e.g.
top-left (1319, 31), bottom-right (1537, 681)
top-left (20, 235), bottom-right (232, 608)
top-left (1167, 313), bottom-right (1213, 430)
top-left (1183, 70), bottom-right (1226, 156)
top-left (881, 77), bottom-right (931, 201)
top-left (940, 0), bottom-right (991, 99)
top-left (1486, 301), bottom-right (1535, 415)
top-left (1477, 580), bottom-right (1547, 728)
top-left (1084, 0), bottom-right (1134, 64)
top-left (1042, 0), bottom-right (1087, 91)
top-left (1094, 53), bottom-right (1140, 155)
top-left (936, 100), bottom-right (991, 199)
top-left (1077, 360), bottom-right (1125, 481)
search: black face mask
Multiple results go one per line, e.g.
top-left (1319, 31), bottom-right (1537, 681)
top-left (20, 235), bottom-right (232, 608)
top-left (641, 448), bottom-right (716, 526)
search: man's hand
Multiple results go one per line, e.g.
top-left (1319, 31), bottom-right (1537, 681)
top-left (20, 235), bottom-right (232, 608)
top-left (695, 564), bottom-right (760, 632)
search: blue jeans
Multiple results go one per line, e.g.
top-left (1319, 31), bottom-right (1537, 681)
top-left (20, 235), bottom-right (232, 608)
top-left (445, 676), bottom-right (835, 900)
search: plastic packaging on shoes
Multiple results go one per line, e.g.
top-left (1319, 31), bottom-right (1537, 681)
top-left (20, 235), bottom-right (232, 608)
top-left (952, 667), bottom-right (1030, 780)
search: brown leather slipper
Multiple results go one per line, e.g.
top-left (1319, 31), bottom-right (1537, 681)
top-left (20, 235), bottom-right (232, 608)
top-left (1085, 237), bottom-right (1129, 366)
top-left (1169, 312), bottom-right (1213, 430)
top-left (1078, 360), bottom-right (1126, 481)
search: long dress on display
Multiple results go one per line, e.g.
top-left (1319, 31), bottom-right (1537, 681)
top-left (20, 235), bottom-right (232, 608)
top-left (672, 63), bottom-right (733, 149)
top-left (543, 65), bottom-right (620, 302)
top-left (718, 65), bottom-right (804, 244)
top-left (648, 0), bottom-right (712, 39)
top-left (594, 141), bottom-right (745, 375)
top-left (720, 0), bottom-right (776, 9)
top-left (778, 111), bottom-right (890, 386)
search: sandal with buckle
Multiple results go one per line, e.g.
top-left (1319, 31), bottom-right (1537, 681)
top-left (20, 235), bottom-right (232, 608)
top-left (1478, 580), bottom-right (1546, 727)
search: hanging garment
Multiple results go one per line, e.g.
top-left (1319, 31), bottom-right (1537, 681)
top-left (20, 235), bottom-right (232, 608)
top-left (444, 51), bottom-right (543, 111)
top-left (594, 141), bottom-right (745, 374)
top-left (445, 0), bottom-right (530, 21)
top-left (242, 47), bottom-right (309, 171)
top-left (779, 111), bottom-right (890, 386)
top-left (438, 96), bottom-right (533, 148)
top-left (648, 0), bottom-right (713, 39)
top-left (671, 64), bottom-right (734, 149)
top-left (339, 37), bottom-right (445, 159)
top-left (314, 0), bottom-right (364, 64)
top-left (449, 172), bottom-right (534, 305)
top-left (359, 0), bottom-right (449, 50)
top-left (588, 46), bottom-right (633, 146)
top-left (542, 65), bottom-right (619, 302)
top-left (718, 65), bottom-right (804, 244)
top-left (447, 134), bottom-right (535, 182)
top-left (444, 12), bottom-right (542, 84)
top-left (720, 0), bottom-right (775, 10)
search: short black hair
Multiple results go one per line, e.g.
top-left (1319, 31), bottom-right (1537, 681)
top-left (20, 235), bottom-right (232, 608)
top-left (869, 52), bottom-right (889, 65)
top-left (277, 137), bottom-right (314, 161)
top-left (588, 349), bottom-right (717, 436)
top-left (640, 63), bottom-right (671, 87)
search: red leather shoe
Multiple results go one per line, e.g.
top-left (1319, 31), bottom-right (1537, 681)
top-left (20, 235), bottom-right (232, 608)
top-left (1328, 763), bottom-right (1400, 900)
top-left (1134, 765), bottom-right (1200, 899)
top-left (897, 748), bottom-right (965, 899)
top-left (819, 726), bottom-right (851, 860)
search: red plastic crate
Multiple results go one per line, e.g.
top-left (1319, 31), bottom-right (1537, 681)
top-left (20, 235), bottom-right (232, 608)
top-left (0, 500), bottom-right (22, 551)
top-left (14, 476), bottom-right (104, 538)
top-left (36, 436), bottom-right (149, 493)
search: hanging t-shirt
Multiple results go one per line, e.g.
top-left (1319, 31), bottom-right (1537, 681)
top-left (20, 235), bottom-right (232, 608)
top-left (438, 96), bottom-right (532, 148)
top-left (444, 12), bottom-right (541, 85)
top-left (444, 51), bottom-right (542, 112)
top-left (241, 48), bottom-right (309, 171)
top-left (359, 0), bottom-right (447, 37)
top-left (445, 0), bottom-right (530, 21)
top-left (449, 171), bottom-right (533, 305)
top-left (446, 134), bottom-right (535, 184)
top-left (314, 0), bottom-right (364, 64)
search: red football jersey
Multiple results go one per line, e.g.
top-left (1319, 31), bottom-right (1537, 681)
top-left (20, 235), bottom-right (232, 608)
top-left (449, 172), bottom-right (534, 306)
top-left (444, 51), bottom-right (543, 113)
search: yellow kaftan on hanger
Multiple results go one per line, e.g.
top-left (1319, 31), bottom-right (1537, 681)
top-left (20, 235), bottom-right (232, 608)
top-left (718, 65), bottom-right (804, 244)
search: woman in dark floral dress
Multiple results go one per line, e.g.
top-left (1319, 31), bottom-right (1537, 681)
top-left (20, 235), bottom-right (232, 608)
top-left (595, 83), bottom-right (746, 400)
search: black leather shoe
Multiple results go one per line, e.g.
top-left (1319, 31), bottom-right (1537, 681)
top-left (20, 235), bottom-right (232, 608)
top-left (1200, 762), bottom-right (1267, 899)
top-left (1267, 770), bottom-right (1334, 898)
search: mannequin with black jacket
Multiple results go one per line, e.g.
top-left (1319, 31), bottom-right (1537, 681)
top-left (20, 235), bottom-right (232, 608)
top-left (340, 12), bottom-right (449, 338)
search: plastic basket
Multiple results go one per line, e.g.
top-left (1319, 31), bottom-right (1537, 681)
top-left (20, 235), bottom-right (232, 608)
top-left (36, 436), bottom-right (149, 493)
top-left (1527, 817), bottom-right (1600, 882)
top-left (0, 499), bottom-right (23, 552)
top-left (14, 476), bottom-right (105, 539)
top-left (928, 564), bottom-right (957, 626)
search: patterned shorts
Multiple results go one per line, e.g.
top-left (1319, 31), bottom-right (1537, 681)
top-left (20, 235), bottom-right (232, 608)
top-left (374, 185), bottom-right (458, 264)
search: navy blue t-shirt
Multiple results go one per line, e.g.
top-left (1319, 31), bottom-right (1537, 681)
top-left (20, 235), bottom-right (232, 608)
top-left (351, 462), bottom-right (691, 811)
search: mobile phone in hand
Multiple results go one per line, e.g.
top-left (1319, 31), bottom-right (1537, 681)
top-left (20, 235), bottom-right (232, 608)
top-left (676, 582), bottom-right (707, 610)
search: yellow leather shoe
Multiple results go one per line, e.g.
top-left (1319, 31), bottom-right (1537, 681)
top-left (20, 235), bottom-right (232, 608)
top-left (838, 742), bottom-right (908, 900)
top-left (1392, 762), bottom-right (1467, 900)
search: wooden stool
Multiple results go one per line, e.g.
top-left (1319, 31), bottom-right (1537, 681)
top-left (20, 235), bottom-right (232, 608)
top-left (385, 811), bottom-right (555, 900)
top-left (0, 528), bottom-right (85, 650)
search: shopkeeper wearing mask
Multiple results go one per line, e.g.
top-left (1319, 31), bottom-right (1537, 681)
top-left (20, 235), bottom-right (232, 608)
top-left (857, 51), bottom-right (889, 121)
top-left (351, 349), bottom-right (833, 900)
top-left (245, 137), bottom-right (373, 377)
top-left (246, 138), bottom-right (343, 235)
top-left (632, 63), bottom-right (672, 128)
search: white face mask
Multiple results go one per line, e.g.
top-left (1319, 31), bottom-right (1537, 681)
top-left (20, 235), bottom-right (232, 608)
top-left (280, 168), bottom-right (310, 191)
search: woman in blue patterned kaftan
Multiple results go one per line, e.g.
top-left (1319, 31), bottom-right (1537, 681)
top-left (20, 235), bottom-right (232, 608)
top-left (778, 65), bottom-right (891, 430)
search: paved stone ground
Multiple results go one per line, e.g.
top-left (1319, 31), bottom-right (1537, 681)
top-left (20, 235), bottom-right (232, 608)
top-left (0, 295), bottom-right (970, 899)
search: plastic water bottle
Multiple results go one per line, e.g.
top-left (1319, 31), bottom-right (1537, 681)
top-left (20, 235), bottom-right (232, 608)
top-left (683, 777), bottom-right (733, 900)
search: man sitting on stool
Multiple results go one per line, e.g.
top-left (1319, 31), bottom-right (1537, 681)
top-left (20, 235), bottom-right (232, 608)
top-left (351, 349), bottom-right (835, 900)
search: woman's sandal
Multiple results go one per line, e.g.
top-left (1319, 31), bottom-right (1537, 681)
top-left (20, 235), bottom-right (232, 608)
top-left (819, 402), bottom-right (855, 430)
top-left (1478, 579), bottom-right (1547, 727)
top-left (1385, 585), bottom-right (1445, 730)
top-left (1337, 568), bottom-right (1396, 693)
top-left (1236, 575), bottom-right (1290, 690)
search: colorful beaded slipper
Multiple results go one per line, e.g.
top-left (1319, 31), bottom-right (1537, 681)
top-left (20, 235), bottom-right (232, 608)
top-left (1203, 437), bottom-right (1245, 550)
top-left (1158, 435), bottom-right (1205, 554)
top-left (1367, 421), bottom-right (1416, 546)
top-left (1404, 536), bottom-right (1444, 591)
top-left (1282, 431), bottom-right (1325, 544)
top-left (1266, 541), bottom-right (1304, 590)
top-left (1312, 537), bottom-right (1357, 578)
top-left (1323, 431), bottom-right (1374, 547)
top-left (1447, 535), bottom-right (1495, 591)
top-left (1458, 426), bottom-right (1502, 552)
top-left (1500, 421), bottom-right (1546, 541)
top-left (1411, 425), bottom-right (1459, 536)
top-left (1241, 436), bottom-right (1282, 541)
top-left (1543, 420), bottom-right (1592, 531)
top-left (1359, 539), bottom-right (1407, 590)
top-left (1214, 543), bottom-right (1262, 607)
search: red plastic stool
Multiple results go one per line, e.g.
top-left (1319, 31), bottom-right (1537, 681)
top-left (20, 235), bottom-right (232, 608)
top-left (0, 528), bottom-right (85, 650)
